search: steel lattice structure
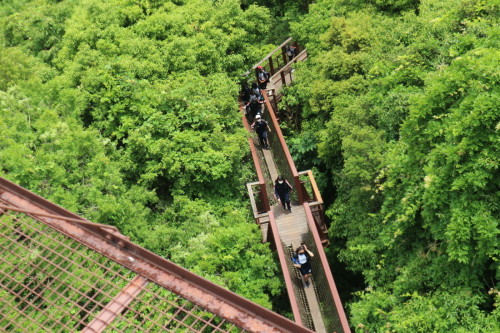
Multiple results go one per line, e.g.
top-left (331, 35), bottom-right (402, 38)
top-left (0, 177), bottom-right (312, 333)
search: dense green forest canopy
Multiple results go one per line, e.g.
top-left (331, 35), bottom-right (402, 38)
top-left (0, 0), bottom-right (284, 311)
top-left (285, 0), bottom-right (499, 331)
top-left (1, 0), bottom-right (499, 331)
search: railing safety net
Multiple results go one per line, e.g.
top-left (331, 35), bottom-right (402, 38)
top-left (0, 209), bottom-right (246, 332)
top-left (304, 230), bottom-right (344, 333)
top-left (261, 102), bottom-right (299, 204)
top-left (281, 242), bottom-right (314, 331)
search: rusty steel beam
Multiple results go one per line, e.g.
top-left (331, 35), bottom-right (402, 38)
top-left (303, 203), bottom-right (351, 333)
top-left (267, 210), bottom-right (303, 327)
top-left (0, 177), bottom-right (310, 333)
top-left (0, 203), bottom-right (119, 232)
top-left (83, 275), bottom-right (148, 333)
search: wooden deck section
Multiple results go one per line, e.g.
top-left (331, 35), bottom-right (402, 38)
top-left (273, 204), bottom-right (327, 333)
top-left (273, 204), bottom-right (308, 249)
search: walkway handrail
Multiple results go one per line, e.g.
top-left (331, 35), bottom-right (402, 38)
top-left (298, 170), bottom-right (323, 204)
top-left (242, 37), bottom-right (294, 77)
top-left (241, 104), bottom-right (270, 213)
top-left (303, 203), bottom-right (351, 333)
top-left (262, 93), bottom-right (304, 204)
top-left (267, 210), bottom-right (305, 328)
top-left (270, 48), bottom-right (307, 81)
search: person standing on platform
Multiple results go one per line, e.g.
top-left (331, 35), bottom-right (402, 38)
top-left (292, 244), bottom-right (314, 287)
top-left (274, 175), bottom-right (292, 212)
top-left (251, 114), bottom-right (271, 149)
top-left (256, 66), bottom-right (270, 89)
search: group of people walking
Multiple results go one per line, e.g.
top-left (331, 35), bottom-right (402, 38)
top-left (241, 50), bottom-right (314, 289)
top-left (240, 66), bottom-right (272, 150)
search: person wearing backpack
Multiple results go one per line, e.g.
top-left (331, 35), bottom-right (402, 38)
top-left (292, 244), bottom-right (314, 288)
top-left (247, 97), bottom-right (263, 123)
top-left (256, 66), bottom-right (271, 89)
top-left (251, 114), bottom-right (271, 149)
top-left (250, 82), bottom-right (265, 102)
top-left (285, 44), bottom-right (299, 62)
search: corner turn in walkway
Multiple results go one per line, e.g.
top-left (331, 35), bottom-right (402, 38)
top-left (243, 39), bottom-right (351, 333)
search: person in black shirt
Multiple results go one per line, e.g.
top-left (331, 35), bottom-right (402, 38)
top-left (247, 97), bottom-right (262, 123)
top-left (274, 175), bottom-right (292, 212)
top-left (285, 44), bottom-right (299, 62)
top-left (256, 66), bottom-right (270, 89)
top-left (250, 82), bottom-right (264, 102)
top-left (240, 82), bottom-right (251, 105)
top-left (251, 114), bottom-right (271, 149)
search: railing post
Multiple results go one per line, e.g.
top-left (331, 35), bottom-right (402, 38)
top-left (268, 56), bottom-right (275, 76)
top-left (260, 183), bottom-right (270, 212)
top-left (282, 45), bottom-right (288, 65)
top-left (280, 70), bottom-right (286, 87)
top-left (294, 175), bottom-right (304, 204)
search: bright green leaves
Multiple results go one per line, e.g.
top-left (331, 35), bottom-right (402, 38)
top-left (351, 288), bottom-right (500, 332)
top-left (0, 0), bottom-right (282, 312)
top-left (288, 0), bottom-right (499, 330)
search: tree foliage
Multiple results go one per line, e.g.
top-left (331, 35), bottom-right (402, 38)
top-left (0, 0), bottom-right (282, 310)
top-left (288, 0), bottom-right (499, 330)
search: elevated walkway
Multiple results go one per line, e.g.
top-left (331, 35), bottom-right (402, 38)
top-left (242, 39), bottom-right (351, 333)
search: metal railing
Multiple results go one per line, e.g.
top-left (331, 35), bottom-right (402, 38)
top-left (303, 204), bottom-right (350, 333)
top-left (282, 243), bottom-right (315, 331)
top-left (266, 211), bottom-right (306, 329)
top-left (0, 177), bottom-right (314, 333)
top-left (269, 49), bottom-right (308, 96)
top-left (242, 37), bottom-right (303, 78)
top-left (241, 103), bottom-right (271, 215)
top-left (261, 94), bottom-right (304, 205)
top-left (298, 170), bottom-right (328, 243)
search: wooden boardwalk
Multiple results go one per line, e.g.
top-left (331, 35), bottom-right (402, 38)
top-left (273, 204), bottom-right (308, 249)
top-left (246, 42), bottom-right (350, 333)
top-left (273, 204), bottom-right (327, 333)
top-left (261, 142), bottom-right (327, 333)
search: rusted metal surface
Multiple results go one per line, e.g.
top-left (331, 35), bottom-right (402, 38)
top-left (0, 177), bottom-right (313, 333)
top-left (303, 203), bottom-right (351, 333)
top-left (0, 203), bottom-right (119, 232)
top-left (83, 275), bottom-right (148, 333)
